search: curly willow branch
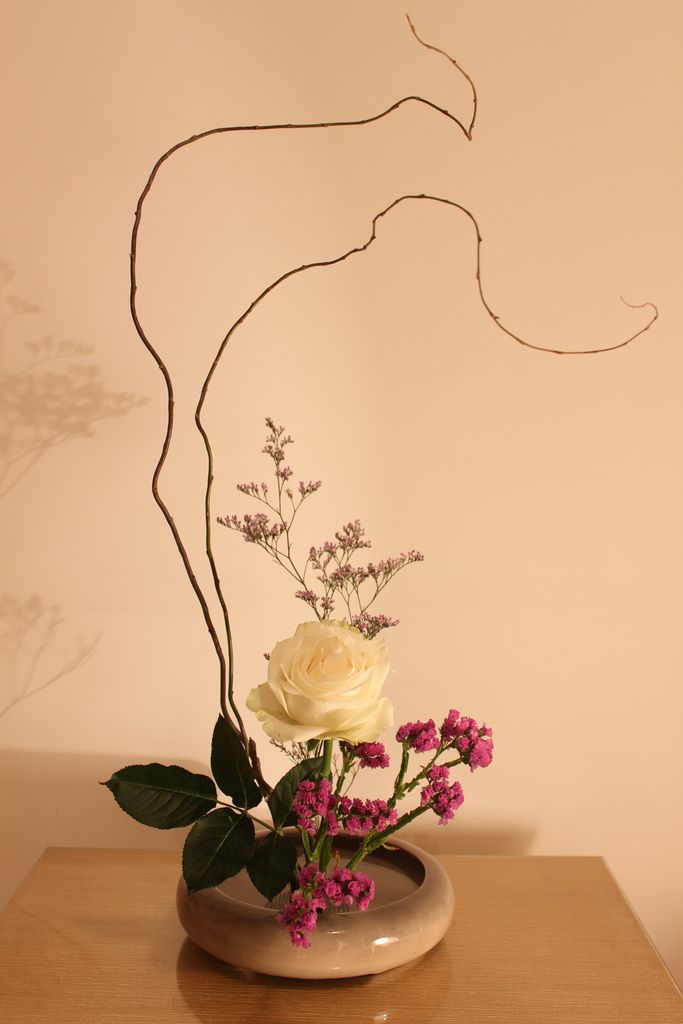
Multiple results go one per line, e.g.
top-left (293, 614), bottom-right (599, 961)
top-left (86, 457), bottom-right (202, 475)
top-left (129, 14), bottom-right (656, 796)
top-left (129, 16), bottom-right (481, 793)
top-left (406, 13), bottom-right (478, 139)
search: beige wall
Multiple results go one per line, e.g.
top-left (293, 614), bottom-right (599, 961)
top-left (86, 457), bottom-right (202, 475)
top-left (2, 0), bottom-right (681, 986)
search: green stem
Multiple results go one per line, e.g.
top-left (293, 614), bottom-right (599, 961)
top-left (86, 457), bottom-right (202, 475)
top-left (334, 744), bottom-right (354, 796)
top-left (388, 743), bottom-right (410, 808)
top-left (345, 839), bottom-right (369, 871)
top-left (321, 739), bottom-right (334, 778)
top-left (300, 739), bottom-right (336, 868)
top-left (215, 798), bottom-right (275, 832)
top-left (392, 746), bottom-right (463, 804)
top-left (318, 834), bottom-right (333, 874)
top-left (347, 805), bottom-right (431, 869)
top-left (309, 739), bottom-right (335, 870)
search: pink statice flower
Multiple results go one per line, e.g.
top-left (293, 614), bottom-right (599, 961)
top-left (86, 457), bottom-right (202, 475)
top-left (277, 862), bottom-right (376, 946)
top-left (354, 741), bottom-right (390, 769)
top-left (277, 888), bottom-right (326, 948)
top-left (420, 764), bottom-right (464, 824)
top-left (395, 718), bottom-right (439, 752)
top-left (276, 863), bottom-right (327, 948)
top-left (469, 734), bottom-right (494, 770)
top-left (326, 867), bottom-right (375, 911)
top-left (335, 796), bottom-right (398, 836)
top-left (440, 709), bottom-right (494, 771)
top-left (292, 778), bottom-right (339, 836)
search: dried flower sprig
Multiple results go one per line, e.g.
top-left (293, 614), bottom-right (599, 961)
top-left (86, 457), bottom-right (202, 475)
top-left (217, 419), bottom-right (423, 639)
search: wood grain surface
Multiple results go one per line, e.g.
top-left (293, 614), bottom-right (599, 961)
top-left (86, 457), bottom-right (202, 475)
top-left (0, 849), bottom-right (680, 1023)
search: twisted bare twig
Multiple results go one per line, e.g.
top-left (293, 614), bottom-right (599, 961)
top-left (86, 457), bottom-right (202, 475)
top-left (129, 20), bottom-right (482, 793)
top-left (406, 13), bottom-right (478, 139)
top-left (129, 13), bottom-right (656, 796)
top-left (129, 103), bottom-right (461, 794)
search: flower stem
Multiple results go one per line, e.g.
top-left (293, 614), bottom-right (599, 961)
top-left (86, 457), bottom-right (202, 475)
top-left (307, 740), bottom-right (335, 871)
top-left (388, 743), bottom-right (410, 808)
top-left (321, 738), bottom-right (334, 778)
top-left (334, 744), bottom-right (354, 795)
top-left (215, 798), bottom-right (275, 832)
top-left (347, 804), bottom-right (431, 869)
top-left (318, 834), bottom-right (333, 874)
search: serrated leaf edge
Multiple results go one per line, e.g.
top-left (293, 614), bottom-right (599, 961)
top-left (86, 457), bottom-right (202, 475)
top-left (246, 832), bottom-right (298, 901)
top-left (183, 809), bottom-right (255, 892)
top-left (100, 763), bottom-right (217, 829)
top-left (210, 718), bottom-right (261, 809)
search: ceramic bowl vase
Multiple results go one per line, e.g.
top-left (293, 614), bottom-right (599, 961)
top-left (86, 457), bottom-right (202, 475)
top-left (176, 833), bottom-right (453, 979)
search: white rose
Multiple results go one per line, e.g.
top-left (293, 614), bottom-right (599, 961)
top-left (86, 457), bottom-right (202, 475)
top-left (246, 620), bottom-right (393, 743)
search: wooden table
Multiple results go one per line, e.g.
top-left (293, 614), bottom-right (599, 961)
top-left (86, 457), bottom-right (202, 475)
top-left (0, 849), bottom-right (680, 1023)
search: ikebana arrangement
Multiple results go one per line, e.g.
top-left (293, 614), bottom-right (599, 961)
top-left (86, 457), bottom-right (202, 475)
top-left (104, 419), bottom-right (493, 948)
top-left (110, 12), bottom-right (655, 965)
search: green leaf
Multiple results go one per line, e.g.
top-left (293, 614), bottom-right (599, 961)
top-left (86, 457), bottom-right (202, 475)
top-left (210, 716), bottom-right (262, 809)
top-left (267, 756), bottom-right (323, 828)
top-left (182, 808), bottom-right (255, 892)
top-left (247, 832), bottom-right (298, 901)
top-left (101, 763), bottom-right (216, 829)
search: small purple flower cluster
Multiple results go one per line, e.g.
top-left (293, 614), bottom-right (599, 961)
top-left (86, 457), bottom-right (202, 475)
top-left (219, 419), bottom-right (424, 641)
top-left (334, 520), bottom-right (373, 553)
top-left (350, 612), bottom-right (399, 640)
top-left (327, 563), bottom-right (369, 588)
top-left (365, 552), bottom-right (424, 579)
top-left (304, 521), bottom-right (422, 632)
top-left (440, 709), bottom-right (494, 771)
top-left (217, 511), bottom-right (285, 545)
top-left (292, 779), bottom-right (340, 836)
top-left (277, 862), bottom-right (375, 947)
top-left (353, 741), bottom-right (390, 769)
top-left (236, 481), bottom-right (269, 497)
top-left (325, 866), bottom-right (375, 911)
top-left (308, 522), bottom-right (371, 572)
top-left (394, 710), bottom-right (494, 770)
top-left (292, 778), bottom-right (396, 838)
top-left (335, 796), bottom-right (398, 836)
top-left (420, 765), bottom-right (465, 824)
top-left (396, 718), bottom-right (440, 752)
top-left (277, 879), bottom-right (325, 947)
top-left (261, 418), bottom-right (293, 479)
top-left (308, 538), bottom-right (423, 589)
top-left (298, 479), bottom-right (321, 497)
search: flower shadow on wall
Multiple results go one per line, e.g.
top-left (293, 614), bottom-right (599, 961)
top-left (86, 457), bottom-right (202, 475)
top-left (0, 595), bottom-right (97, 722)
top-left (0, 261), bottom-right (147, 499)
top-left (0, 260), bottom-right (148, 719)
